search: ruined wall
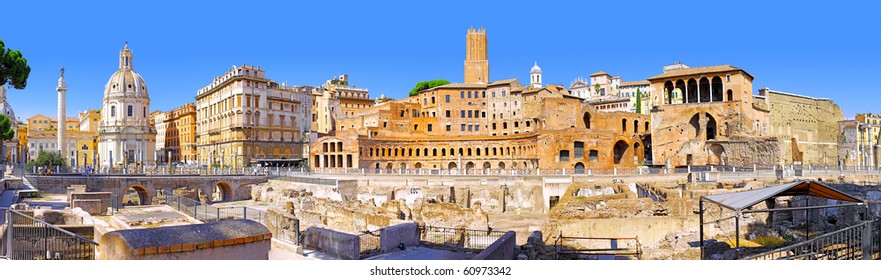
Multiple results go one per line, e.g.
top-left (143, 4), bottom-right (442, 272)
top-left (763, 89), bottom-right (843, 166)
top-left (651, 101), bottom-right (774, 166)
top-left (551, 216), bottom-right (698, 246)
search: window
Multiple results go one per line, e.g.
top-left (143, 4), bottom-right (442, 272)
top-left (427, 124), bottom-right (432, 132)
top-left (574, 142), bottom-right (584, 159)
top-left (726, 74), bottom-right (731, 82)
top-left (461, 124), bottom-right (466, 131)
top-left (446, 110), bottom-right (451, 118)
top-left (559, 150), bottom-right (570, 162)
top-left (446, 124), bottom-right (451, 131)
top-left (482, 91), bottom-right (486, 98)
top-left (127, 105), bottom-right (133, 117)
top-left (481, 111), bottom-right (486, 118)
top-left (111, 106), bottom-right (116, 117)
top-left (467, 91), bottom-right (472, 98)
top-left (143, 107), bottom-right (146, 118)
top-left (446, 95), bottom-right (450, 103)
top-left (468, 111), bottom-right (473, 118)
top-left (460, 110), bottom-right (465, 118)
top-left (475, 125), bottom-right (479, 131)
top-left (589, 150), bottom-right (599, 162)
top-left (431, 96), bottom-right (435, 104)
top-left (460, 91), bottom-right (464, 98)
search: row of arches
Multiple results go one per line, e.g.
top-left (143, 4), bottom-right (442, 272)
top-left (662, 76), bottom-right (733, 104)
top-left (120, 182), bottom-right (234, 207)
top-left (366, 145), bottom-right (537, 158)
top-left (374, 160), bottom-right (533, 171)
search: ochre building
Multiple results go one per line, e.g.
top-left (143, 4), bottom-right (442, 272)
top-left (310, 28), bottom-right (649, 173)
top-left (648, 63), bottom-right (776, 167)
top-left (195, 65), bottom-right (312, 167)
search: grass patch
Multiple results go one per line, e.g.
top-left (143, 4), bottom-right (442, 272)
top-left (724, 236), bottom-right (787, 248)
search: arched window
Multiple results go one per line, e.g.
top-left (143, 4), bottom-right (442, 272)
top-left (111, 106), bottom-right (117, 117)
top-left (127, 105), bottom-right (133, 117)
top-left (583, 112), bottom-right (591, 129)
top-left (622, 119), bottom-right (627, 132)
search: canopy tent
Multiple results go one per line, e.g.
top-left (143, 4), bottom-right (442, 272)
top-left (702, 180), bottom-right (863, 211)
top-left (698, 180), bottom-right (868, 259)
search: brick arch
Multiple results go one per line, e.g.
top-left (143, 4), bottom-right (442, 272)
top-left (211, 181), bottom-right (234, 202)
top-left (120, 184), bottom-right (153, 206)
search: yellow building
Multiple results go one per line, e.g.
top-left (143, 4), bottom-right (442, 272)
top-left (165, 103), bottom-right (197, 164)
top-left (311, 74), bottom-right (373, 134)
top-left (195, 65), bottom-right (312, 167)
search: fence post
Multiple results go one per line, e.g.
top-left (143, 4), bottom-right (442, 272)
top-left (295, 219), bottom-right (302, 246)
top-left (6, 210), bottom-right (13, 258)
top-left (863, 222), bottom-right (872, 260)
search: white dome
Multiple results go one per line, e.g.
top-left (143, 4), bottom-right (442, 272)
top-left (104, 69), bottom-right (148, 98)
top-left (104, 43), bottom-right (148, 98)
top-left (530, 62), bottom-right (542, 74)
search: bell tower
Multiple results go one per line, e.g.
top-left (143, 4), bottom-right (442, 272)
top-left (464, 27), bottom-right (489, 84)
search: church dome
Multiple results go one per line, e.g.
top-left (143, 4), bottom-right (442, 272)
top-left (104, 43), bottom-right (148, 98)
top-left (530, 62), bottom-right (542, 74)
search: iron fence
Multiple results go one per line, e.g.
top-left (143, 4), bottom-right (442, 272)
top-left (5, 209), bottom-right (98, 260)
top-left (418, 225), bottom-right (507, 252)
top-left (742, 219), bottom-right (881, 260)
top-left (552, 233), bottom-right (642, 260)
top-left (358, 230), bottom-right (382, 259)
top-left (162, 193), bottom-right (301, 246)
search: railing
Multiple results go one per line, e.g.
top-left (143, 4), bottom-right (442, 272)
top-left (5, 209), bottom-right (98, 260)
top-left (358, 230), bottom-right (382, 259)
top-left (418, 225), bottom-right (507, 252)
top-left (552, 233), bottom-right (642, 260)
top-left (265, 164), bottom-right (881, 177)
top-left (163, 193), bottom-right (301, 246)
top-left (271, 176), bottom-right (338, 186)
top-left (742, 220), bottom-right (880, 260)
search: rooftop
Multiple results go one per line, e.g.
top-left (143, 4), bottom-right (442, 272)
top-left (648, 64), bottom-right (754, 81)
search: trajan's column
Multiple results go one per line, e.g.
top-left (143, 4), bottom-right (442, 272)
top-left (57, 66), bottom-right (67, 165)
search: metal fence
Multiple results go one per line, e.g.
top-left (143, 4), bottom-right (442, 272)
top-left (418, 225), bottom-right (507, 252)
top-left (271, 176), bottom-right (338, 186)
top-left (358, 230), bottom-right (382, 259)
top-left (552, 233), bottom-right (642, 260)
top-left (256, 164), bottom-right (881, 177)
top-left (5, 209), bottom-right (98, 260)
top-left (743, 219), bottom-right (881, 260)
top-left (163, 193), bottom-right (301, 246)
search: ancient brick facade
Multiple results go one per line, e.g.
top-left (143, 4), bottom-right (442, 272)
top-left (759, 88), bottom-right (843, 166)
top-left (649, 64), bottom-right (777, 167)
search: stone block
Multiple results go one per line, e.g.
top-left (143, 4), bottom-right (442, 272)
top-left (72, 199), bottom-right (104, 216)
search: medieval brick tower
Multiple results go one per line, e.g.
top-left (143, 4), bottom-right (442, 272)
top-left (464, 27), bottom-right (489, 84)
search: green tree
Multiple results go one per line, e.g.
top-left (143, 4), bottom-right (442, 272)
top-left (0, 40), bottom-right (32, 89)
top-left (0, 108), bottom-right (14, 163)
top-left (408, 79), bottom-right (450, 96)
top-left (635, 88), bottom-right (642, 114)
top-left (594, 83), bottom-right (601, 96)
top-left (26, 150), bottom-right (67, 169)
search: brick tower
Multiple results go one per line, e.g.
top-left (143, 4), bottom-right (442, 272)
top-left (464, 27), bottom-right (488, 84)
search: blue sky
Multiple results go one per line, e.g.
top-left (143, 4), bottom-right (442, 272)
top-left (3, 0), bottom-right (879, 120)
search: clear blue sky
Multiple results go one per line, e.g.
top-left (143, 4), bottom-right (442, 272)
top-left (3, 0), bottom-right (879, 120)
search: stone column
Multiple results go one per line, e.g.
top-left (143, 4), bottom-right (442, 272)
top-left (57, 67), bottom-right (68, 165)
